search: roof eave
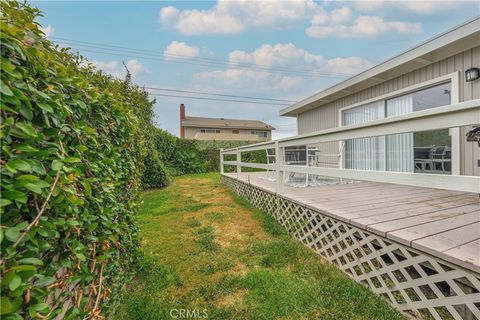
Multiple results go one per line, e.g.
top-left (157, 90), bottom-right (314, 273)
top-left (182, 123), bottom-right (274, 130)
top-left (280, 16), bottom-right (480, 117)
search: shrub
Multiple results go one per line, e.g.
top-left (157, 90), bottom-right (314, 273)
top-left (147, 129), bottom-right (266, 177)
top-left (152, 128), bottom-right (208, 176)
top-left (141, 149), bottom-right (170, 188)
top-left (0, 2), bottom-right (150, 318)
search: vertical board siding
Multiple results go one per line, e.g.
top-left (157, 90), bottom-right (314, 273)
top-left (297, 47), bottom-right (480, 176)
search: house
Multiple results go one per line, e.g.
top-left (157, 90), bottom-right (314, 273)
top-left (179, 104), bottom-right (274, 141)
top-left (280, 16), bottom-right (480, 176)
top-left (220, 17), bottom-right (480, 320)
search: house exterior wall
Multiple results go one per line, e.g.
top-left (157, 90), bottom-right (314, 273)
top-left (297, 46), bottom-right (480, 176)
top-left (183, 127), bottom-right (272, 141)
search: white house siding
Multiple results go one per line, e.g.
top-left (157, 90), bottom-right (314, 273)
top-left (183, 127), bottom-right (272, 141)
top-left (297, 46), bottom-right (480, 176)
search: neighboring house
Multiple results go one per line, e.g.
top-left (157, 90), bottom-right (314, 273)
top-left (179, 104), bottom-right (274, 141)
top-left (280, 17), bottom-right (480, 176)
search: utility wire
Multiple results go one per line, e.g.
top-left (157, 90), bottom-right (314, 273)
top-left (65, 46), bottom-right (341, 78)
top-left (148, 93), bottom-right (289, 106)
top-left (52, 36), bottom-right (353, 76)
top-left (145, 87), bottom-right (297, 103)
top-left (74, 47), bottom-right (330, 79)
top-left (51, 36), bottom-right (354, 78)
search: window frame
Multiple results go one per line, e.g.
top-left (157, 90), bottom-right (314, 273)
top-left (201, 128), bottom-right (220, 134)
top-left (251, 130), bottom-right (268, 138)
top-left (338, 72), bottom-right (460, 174)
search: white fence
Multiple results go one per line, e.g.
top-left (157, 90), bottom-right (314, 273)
top-left (220, 99), bottom-right (480, 193)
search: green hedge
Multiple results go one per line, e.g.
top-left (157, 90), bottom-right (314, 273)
top-left (146, 129), bottom-right (267, 176)
top-left (0, 2), bottom-right (151, 318)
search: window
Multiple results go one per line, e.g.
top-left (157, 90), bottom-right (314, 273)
top-left (232, 130), bottom-right (239, 134)
top-left (342, 82), bottom-right (452, 174)
top-left (251, 130), bottom-right (268, 138)
top-left (200, 128), bottom-right (220, 134)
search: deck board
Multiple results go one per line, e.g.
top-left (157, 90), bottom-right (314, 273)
top-left (385, 208), bottom-right (480, 245)
top-left (444, 240), bottom-right (480, 271)
top-left (412, 222), bottom-right (480, 269)
top-left (224, 172), bottom-right (480, 272)
top-left (350, 194), bottom-right (478, 230)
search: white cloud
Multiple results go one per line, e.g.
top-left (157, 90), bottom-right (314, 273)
top-left (40, 25), bottom-right (55, 38)
top-left (91, 59), bottom-right (150, 78)
top-left (163, 41), bottom-right (200, 60)
top-left (159, 0), bottom-right (322, 35)
top-left (159, 6), bottom-right (180, 26)
top-left (323, 57), bottom-right (373, 74)
top-left (306, 14), bottom-right (422, 38)
top-left (195, 69), bottom-right (303, 92)
top-left (355, 1), bottom-right (462, 14)
top-left (229, 43), bottom-right (324, 68)
top-left (159, 4), bottom-right (244, 35)
top-left (193, 43), bottom-right (372, 91)
top-left (159, 1), bottom-right (424, 38)
top-left (125, 59), bottom-right (150, 76)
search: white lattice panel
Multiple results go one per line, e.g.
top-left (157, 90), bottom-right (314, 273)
top-left (221, 175), bottom-right (480, 320)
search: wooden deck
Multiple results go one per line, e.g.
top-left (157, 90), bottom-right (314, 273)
top-left (223, 172), bottom-right (480, 273)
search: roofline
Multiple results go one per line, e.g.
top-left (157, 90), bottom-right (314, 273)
top-left (182, 124), bottom-right (274, 130)
top-left (182, 116), bottom-right (274, 130)
top-left (280, 16), bottom-right (480, 117)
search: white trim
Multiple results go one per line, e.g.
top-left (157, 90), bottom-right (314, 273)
top-left (236, 149), bottom-right (241, 178)
top-left (337, 72), bottom-right (458, 115)
top-left (275, 141), bottom-right (284, 193)
top-left (220, 148), bottom-right (224, 174)
top-left (280, 17), bottom-right (479, 116)
top-left (223, 161), bottom-right (274, 171)
top-left (220, 100), bottom-right (480, 193)
top-left (450, 72), bottom-right (461, 175)
top-left (224, 99), bottom-right (478, 152)
top-left (231, 141), bottom-right (275, 152)
top-left (281, 100), bottom-right (479, 147)
top-left (278, 165), bottom-right (479, 193)
top-left (337, 73), bottom-right (460, 174)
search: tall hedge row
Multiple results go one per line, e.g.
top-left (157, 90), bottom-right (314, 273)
top-left (1, 2), bottom-right (150, 318)
top-left (150, 128), bottom-right (267, 176)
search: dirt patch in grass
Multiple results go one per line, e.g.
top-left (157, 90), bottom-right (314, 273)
top-left (114, 173), bottom-right (404, 320)
top-left (217, 289), bottom-right (248, 308)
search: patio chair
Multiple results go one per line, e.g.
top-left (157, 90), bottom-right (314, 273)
top-left (284, 146), bottom-right (322, 186)
top-left (414, 147), bottom-right (433, 172)
top-left (264, 148), bottom-right (276, 181)
top-left (430, 146), bottom-right (451, 173)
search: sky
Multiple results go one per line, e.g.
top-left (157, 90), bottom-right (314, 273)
top-left (32, 0), bottom-right (479, 139)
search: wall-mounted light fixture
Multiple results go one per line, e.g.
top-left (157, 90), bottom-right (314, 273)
top-left (465, 67), bottom-right (480, 82)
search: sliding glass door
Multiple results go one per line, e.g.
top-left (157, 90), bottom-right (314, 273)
top-left (342, 101), bottom-right (385, 170)
top-left (342, 82), bottom-right (452, 174)
top-left (386, 95), bottom-right (414, 172)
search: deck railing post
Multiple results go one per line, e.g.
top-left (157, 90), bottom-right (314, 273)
top-left (220, 148), bottom-right (224, 174)
top-left (275, 141), bottom-right (284, 194)
top-left (236, 148), bottom-right (241, 179)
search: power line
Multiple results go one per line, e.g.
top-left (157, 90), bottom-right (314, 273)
top-left (148, 93), bottom-right (289, 106)
top-left (74, 47), bottom-right (334, 79)
top-left (52, 36), bottom-right (353, 77)
top-left (145, 87), bottom-right (297, 103)
top-left (51, 36), bottom-right (354, 78)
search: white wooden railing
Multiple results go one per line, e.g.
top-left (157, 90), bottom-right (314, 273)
top-left (220, 99), bottom-right (480, 193)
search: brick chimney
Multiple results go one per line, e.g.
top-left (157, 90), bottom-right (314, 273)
top-left (179, 104), bottom-right (186, 138)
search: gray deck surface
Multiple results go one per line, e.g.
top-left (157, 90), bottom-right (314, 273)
top-left (223, 172), bottom-right (480, 273)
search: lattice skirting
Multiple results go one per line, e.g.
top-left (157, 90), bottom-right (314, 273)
top-left (222, 175), bottom-right (480, 320)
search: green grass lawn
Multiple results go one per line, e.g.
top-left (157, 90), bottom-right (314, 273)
top-left (114, 173), bottom-right (404, 320)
